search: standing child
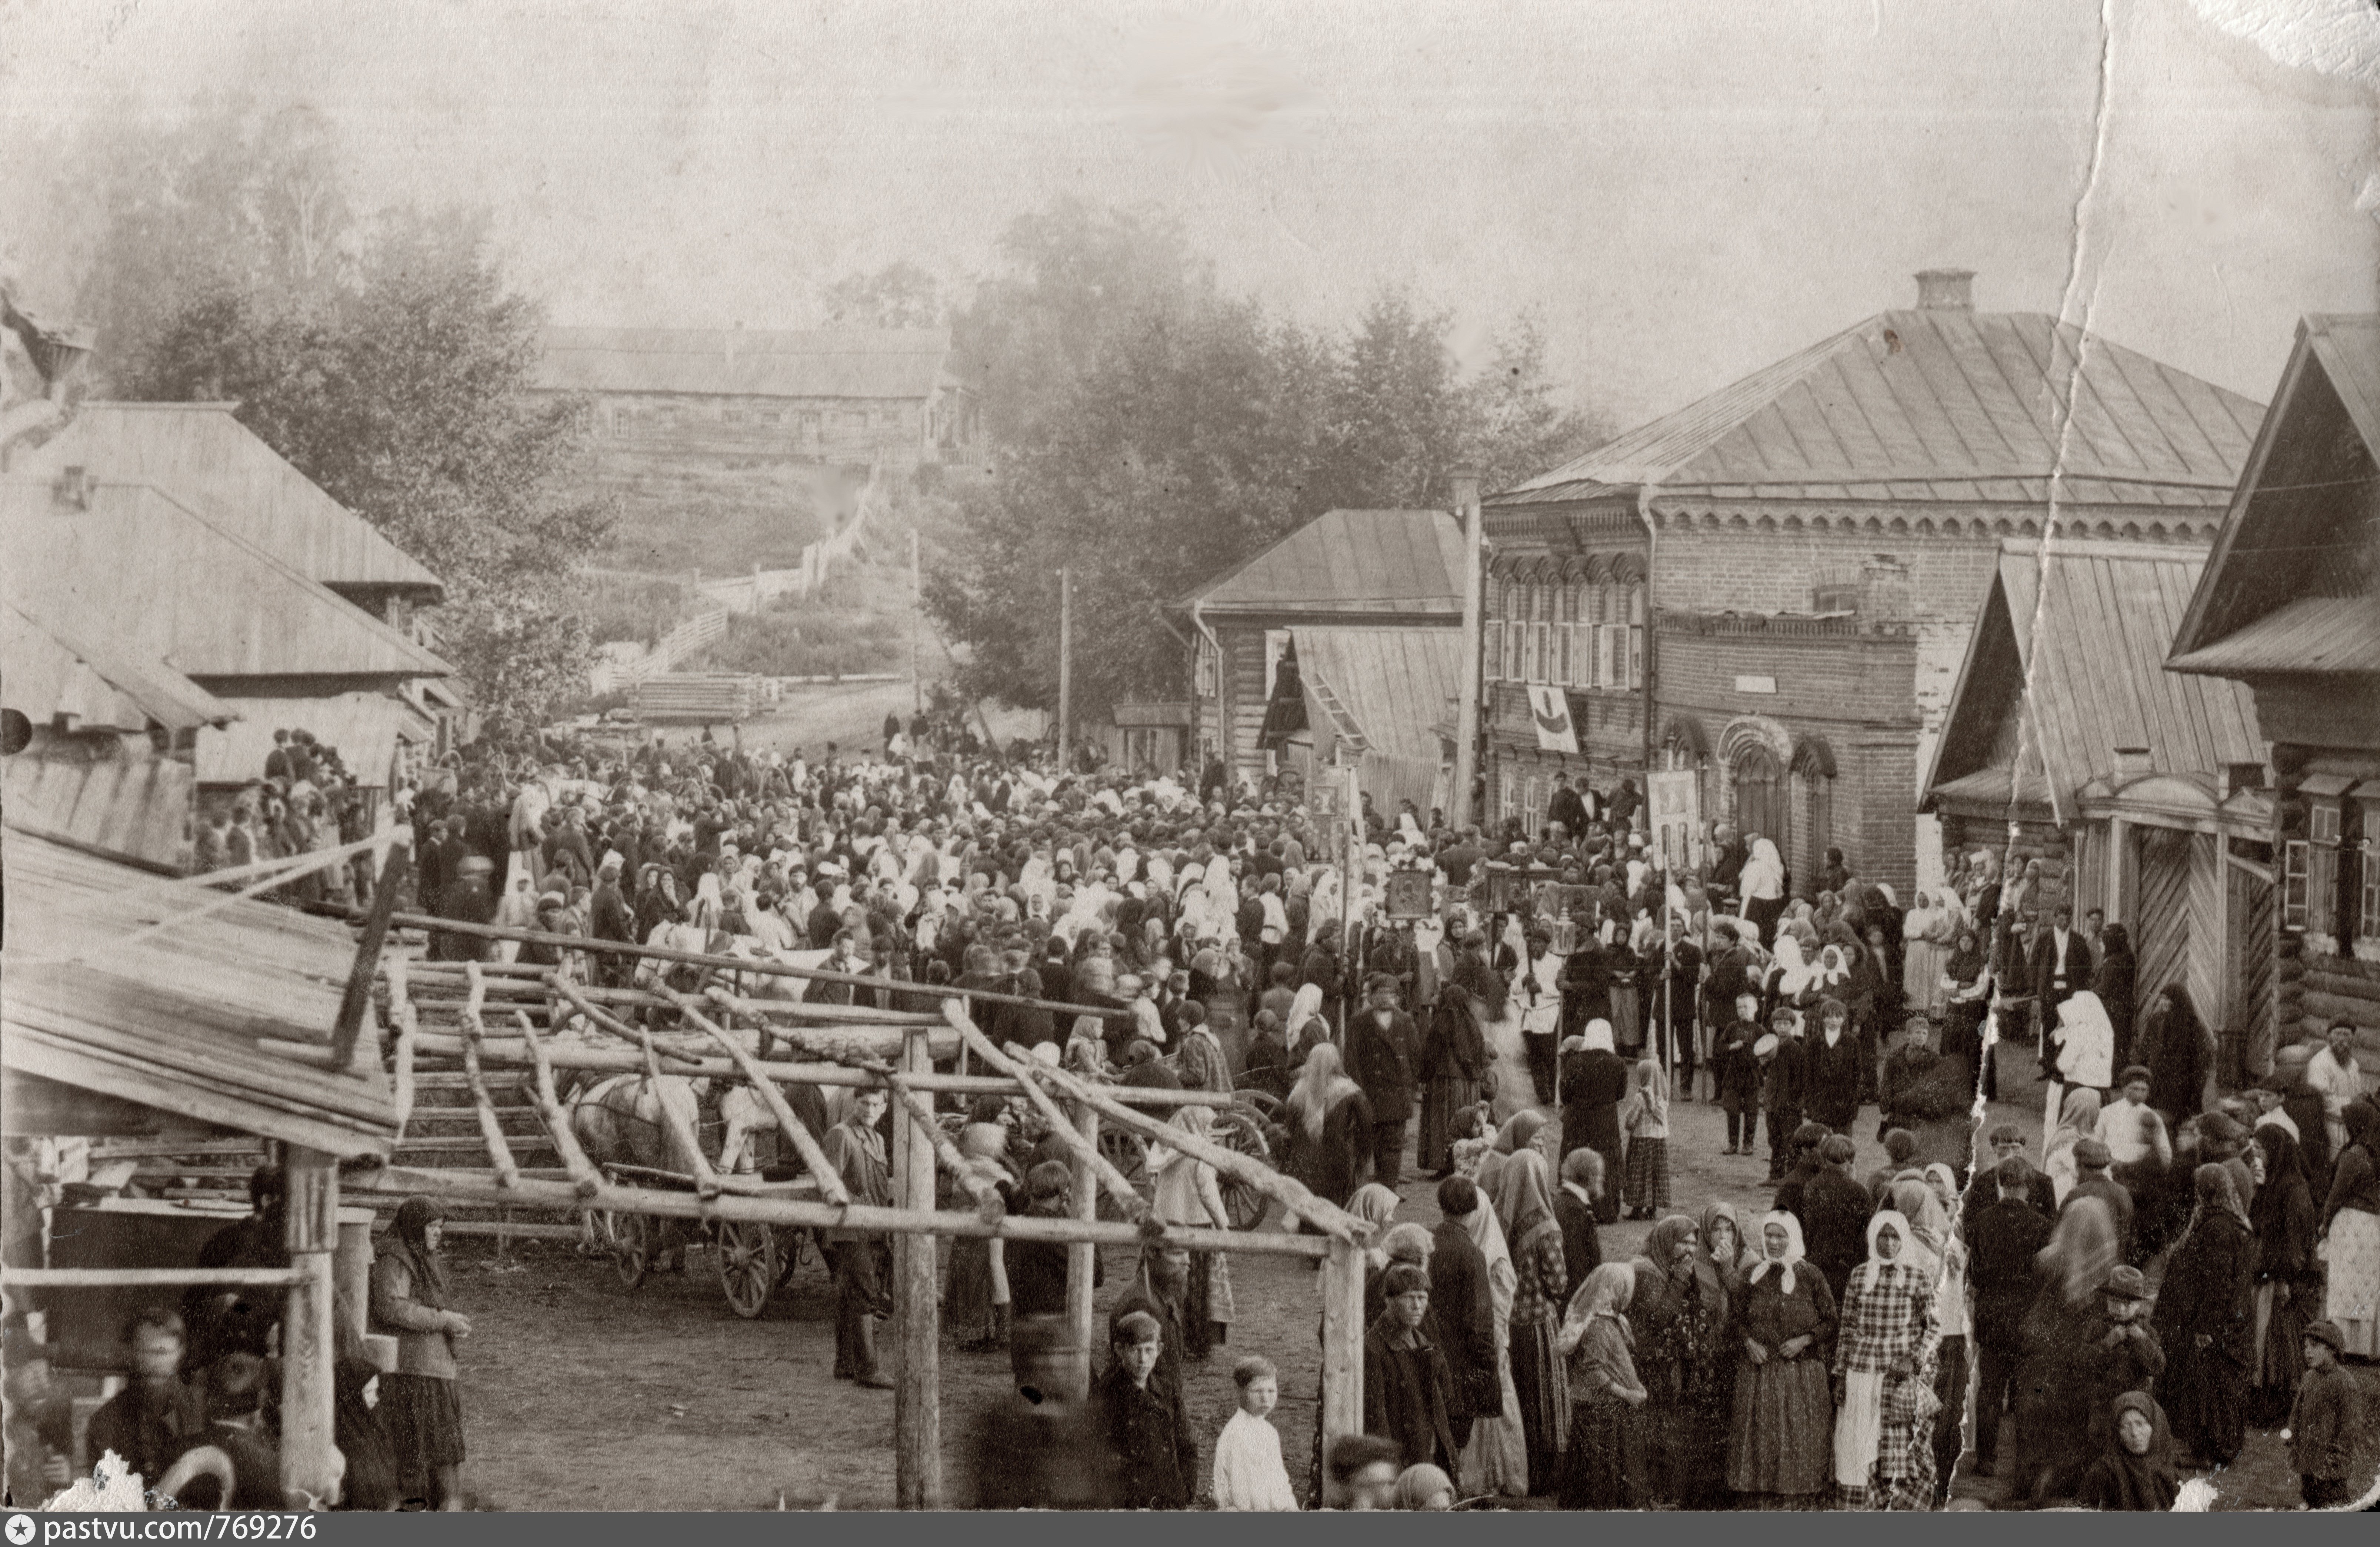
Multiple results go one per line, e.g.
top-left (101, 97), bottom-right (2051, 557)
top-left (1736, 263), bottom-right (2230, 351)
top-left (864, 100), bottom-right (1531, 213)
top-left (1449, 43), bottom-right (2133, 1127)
top-left (1715, 992), bottom-right (1764, 1156)
top-left (1211, 1356), bottom-right (1296, 1510)
top-left (2286, 1320), bottom-right (2363, 1508)
top-left (1761, 1007), bottom-right (1807, 1184)
top-left (1619, 1059), bottom-right (1670, 1220)
top-left (1099, 1311), bottom-right (1195, 1509)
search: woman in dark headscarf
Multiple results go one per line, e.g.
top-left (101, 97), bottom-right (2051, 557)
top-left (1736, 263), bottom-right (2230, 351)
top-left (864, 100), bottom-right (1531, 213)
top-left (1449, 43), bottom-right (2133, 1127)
top-left (333, 1360), bottom-right (400, 1511)
top-left (2137, 983), bottom-right (2212, 1132)
top-left (1938, 925), bottom-right (1992, 1094)
top-left (2248, 1120), bottom-right (2320, 1427)
top-left (1667, 1206), bottom-right (1744, 1508)
top-left (2072, 1391), bottom-right (2180, 1511)
top-left (2090, 923), bottom-right (2137, 1070)
top-left (369, 1196), bottom-right (470, 1509)
top-left (2151, 1163), bottom-right (2256, 1468)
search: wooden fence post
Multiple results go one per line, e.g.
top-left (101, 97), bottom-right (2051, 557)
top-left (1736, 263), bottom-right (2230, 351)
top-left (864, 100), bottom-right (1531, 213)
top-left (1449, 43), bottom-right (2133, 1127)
top-left (280, 1148), bottom-right (340, 1504)
top-left (1066, 1097), bottom-right (1097, 1404)
top-left (1319, 1232), bottom-right (1366, 1481)
top-left (893, 1027), bottom-right (941, 1508)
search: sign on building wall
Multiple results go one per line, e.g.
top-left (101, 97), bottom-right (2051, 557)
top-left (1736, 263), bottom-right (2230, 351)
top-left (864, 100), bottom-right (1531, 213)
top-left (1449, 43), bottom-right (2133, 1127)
top-left (1650, 769), bottom-right (1701, 873)
top-left (1526, 684), bottom-right (1579, 754)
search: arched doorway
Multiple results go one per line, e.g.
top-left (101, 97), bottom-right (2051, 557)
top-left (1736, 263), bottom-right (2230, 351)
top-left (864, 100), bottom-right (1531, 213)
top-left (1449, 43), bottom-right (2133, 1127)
top-left (1734, 744), bottom-right (1787, 855)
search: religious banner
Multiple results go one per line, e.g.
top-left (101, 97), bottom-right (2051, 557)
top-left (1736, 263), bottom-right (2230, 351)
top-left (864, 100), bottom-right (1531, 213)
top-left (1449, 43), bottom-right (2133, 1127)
top-left (1526, 683), bottom-right (1579, 754)
top-left (1649, 769), bottom-right (1701, 874)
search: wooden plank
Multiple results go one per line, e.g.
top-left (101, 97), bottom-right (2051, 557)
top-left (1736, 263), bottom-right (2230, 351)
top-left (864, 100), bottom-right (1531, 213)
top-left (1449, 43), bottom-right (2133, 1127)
top-left (943, 1002), bottom-right (1145, 1216)
top-left (1319, 1233), bottom-right (1366, 1477)
top-left (513, 1013), bottom-right (605, 1200)
top-left (893, 1028), bottom-right (940, 1509)
top-left (331, 846), bottom-right (406, 1071)
top-left (346, 1165), bottom-right (1323, 1257)
top-left (1066, 1099), bottom-right (1098, 1406)
top-left (457, 967), bottom-right (521, 1189)
top-left (1, 1266), bottom-right (306, 1289)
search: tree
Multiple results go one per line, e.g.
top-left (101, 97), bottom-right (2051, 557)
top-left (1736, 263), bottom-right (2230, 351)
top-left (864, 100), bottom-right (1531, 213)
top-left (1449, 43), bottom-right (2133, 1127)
top-left (821, 260), bottom-right (944, 330)
top-left (1464, 311), bottom-right (1612, 498)
top-left (81, 101), bottom-right (613, 729)
top-left (927, 201), bottom-right (1608, 721)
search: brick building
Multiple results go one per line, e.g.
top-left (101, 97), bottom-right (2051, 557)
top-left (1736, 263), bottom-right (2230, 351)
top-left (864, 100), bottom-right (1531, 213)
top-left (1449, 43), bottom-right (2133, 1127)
top-left (533, 327), bottom-right (979, 472)
top-left (1481, 269), bottom-right (2263, 895)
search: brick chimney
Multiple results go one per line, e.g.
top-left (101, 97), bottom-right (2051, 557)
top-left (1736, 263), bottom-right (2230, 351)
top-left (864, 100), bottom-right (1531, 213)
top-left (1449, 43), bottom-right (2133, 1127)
top-left (1915, 268), bottom-right (1975, 311)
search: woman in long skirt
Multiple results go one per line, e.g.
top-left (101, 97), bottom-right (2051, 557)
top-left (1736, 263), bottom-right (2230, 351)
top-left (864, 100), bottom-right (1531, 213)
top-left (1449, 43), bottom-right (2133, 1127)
top-left (1556, 1263), bottom-right (1647, 1508)
top-left (1494, 1148), bottom-right (1570, 1494)
top-left (1559, 1020), bottom-right (1629, 1224)
top-left (1620, 1058), bottom-right (1671, 1220)
top-left (1457, 1184), bottom-right (1530, 1498)
top-left (369, 1197), bottom-right (470, 1510)
top-left (2319, 1101), bottom-right (2380, 1358)
top-left (1150, 1105), bottom-right (1234, 1357)
top-left (2151, 1164), bottom-right (2257, 1467)
top-left (1899, 893), bottom-right (1953, 1021)
top-left (2249, 1121), bottom-right (2320, 1425)
top-left (1729, 1212), bottom-right (1837, 1506)
top-left (1831, 1210), bottom-right (1941, 1510)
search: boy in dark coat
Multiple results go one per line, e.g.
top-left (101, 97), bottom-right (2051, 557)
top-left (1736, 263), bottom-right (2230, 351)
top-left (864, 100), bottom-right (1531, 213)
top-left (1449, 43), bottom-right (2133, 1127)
top-left (1713, 991), bottom-right (1764, 1155)
top-left (1361, 1263), bottom-right (1459, 1472)
top-left (1098, 1312), bottom-right (1194, 1508)
top-left (1428, 1177), bottom-right (1499, 1450)
top-left (1967, 1157), bottom-right (2054, 1477)
top-left (1760, 1006), bottom-right (1808, 1183)
top-left (2288, 1320), bottom-right (2361, 1508)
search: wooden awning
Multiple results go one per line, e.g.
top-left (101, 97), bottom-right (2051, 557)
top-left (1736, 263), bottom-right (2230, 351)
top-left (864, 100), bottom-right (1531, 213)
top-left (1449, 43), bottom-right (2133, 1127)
top-left (2, 826), bottom-right (397, 1158)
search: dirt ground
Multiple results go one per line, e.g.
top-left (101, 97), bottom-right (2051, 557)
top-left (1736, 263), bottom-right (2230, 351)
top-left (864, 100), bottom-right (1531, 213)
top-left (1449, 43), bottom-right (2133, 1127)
top-left (444, 1033), bottom-right (2375, 1511)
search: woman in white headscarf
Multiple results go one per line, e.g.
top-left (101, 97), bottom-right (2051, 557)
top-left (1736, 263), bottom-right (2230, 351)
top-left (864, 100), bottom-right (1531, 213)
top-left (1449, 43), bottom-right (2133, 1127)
top-left (1729, 1210), bottom-right (1838, 1506)
top-left (1559, 1020), bottom-right (1630, 1224)
top-left (1740, 837), bottom-right (1789, 946)
top-left (1283, 982), bottom-right (1326, 1057)
top-left (1900, 892), bottom-right (1954, 1019)
top-left (1831, 1210), bottom-right (1941, 1510)
top-left (2052, 989), bottom-right (2116, 1098)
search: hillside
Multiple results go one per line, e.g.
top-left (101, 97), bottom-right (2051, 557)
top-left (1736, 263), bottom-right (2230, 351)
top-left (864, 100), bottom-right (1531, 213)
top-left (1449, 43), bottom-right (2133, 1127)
top-left (576, 444), bottom-right (845, 577)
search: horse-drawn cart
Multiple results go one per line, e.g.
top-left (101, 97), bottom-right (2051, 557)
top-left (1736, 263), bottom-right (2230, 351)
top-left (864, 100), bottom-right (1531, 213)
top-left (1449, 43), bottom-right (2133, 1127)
top-left (590, 1161), bottom-right (822, 1318)
top-left (1092, 1089), bottom-right (1286, 1229)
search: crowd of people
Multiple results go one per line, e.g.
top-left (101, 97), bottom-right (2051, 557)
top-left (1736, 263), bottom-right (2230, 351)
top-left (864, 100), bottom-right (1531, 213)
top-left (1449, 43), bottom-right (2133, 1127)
top-left (82, 713), bottom-right (2370, 1511)
top-left (190, 726), bottom-right (382, 903)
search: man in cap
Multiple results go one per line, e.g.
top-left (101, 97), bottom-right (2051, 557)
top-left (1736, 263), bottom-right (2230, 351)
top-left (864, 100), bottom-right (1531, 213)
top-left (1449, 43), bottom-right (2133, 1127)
top-left (2062, 1136), bottom-right (2135, 1261)
top-left (590, 851), bottom-right (637, 985)
top-left (1346, 975), bottom-right (1418, 1188)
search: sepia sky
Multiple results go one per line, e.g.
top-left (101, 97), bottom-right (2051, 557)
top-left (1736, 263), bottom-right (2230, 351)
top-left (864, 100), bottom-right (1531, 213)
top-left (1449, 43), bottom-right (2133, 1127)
top-left (6, 0), bottom-right (2376, 427)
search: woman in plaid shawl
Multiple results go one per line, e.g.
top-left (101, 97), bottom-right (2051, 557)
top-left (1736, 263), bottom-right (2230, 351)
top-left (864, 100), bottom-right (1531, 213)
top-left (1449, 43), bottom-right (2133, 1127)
top-left (1831, 1209), bottom-right (1941, 1509)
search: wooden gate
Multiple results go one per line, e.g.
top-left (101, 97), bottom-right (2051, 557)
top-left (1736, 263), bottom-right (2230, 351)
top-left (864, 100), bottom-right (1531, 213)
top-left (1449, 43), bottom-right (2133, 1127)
top-left (1734, 746), bottom-right (1787, 856)
top-left (2134, 826), bottom-right (2223, 1036)
top-left (2226, 855), bottom-right (2277, 1075)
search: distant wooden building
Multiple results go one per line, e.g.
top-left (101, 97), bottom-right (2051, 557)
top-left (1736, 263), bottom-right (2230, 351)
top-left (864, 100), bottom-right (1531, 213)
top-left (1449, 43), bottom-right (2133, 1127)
top-left (1483, 270), bottom-right (2263, 893)
top-left (534, 327), bottom-right (979, 471)
top-left (1, 473), bottom-right (450, 812)
top-left (1176, 508), bottom-right (1466, 810)
top-left (1924, 539), bottom-right (2270, 1058)
top-left (2169, 313), bottom-right (2380, 1081)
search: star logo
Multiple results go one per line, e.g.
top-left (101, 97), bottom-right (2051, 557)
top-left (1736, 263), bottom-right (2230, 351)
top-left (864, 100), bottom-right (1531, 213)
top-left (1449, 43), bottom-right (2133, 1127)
top-left (7, 1512), bottom-right (36, 1544)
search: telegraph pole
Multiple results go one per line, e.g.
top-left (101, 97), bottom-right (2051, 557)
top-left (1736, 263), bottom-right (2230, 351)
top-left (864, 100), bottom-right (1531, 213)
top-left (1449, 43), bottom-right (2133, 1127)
top-left (1056, 566), bottom-right (1073, 771)
top-left (1450, 468), bottom-right (1484, 829)
top-left (910, 527), bottom-right (923, 715)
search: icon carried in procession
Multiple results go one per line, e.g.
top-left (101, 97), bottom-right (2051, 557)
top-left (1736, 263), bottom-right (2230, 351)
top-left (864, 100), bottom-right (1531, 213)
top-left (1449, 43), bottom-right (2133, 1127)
top-left (1383, 868), bottom-right (1433, 920)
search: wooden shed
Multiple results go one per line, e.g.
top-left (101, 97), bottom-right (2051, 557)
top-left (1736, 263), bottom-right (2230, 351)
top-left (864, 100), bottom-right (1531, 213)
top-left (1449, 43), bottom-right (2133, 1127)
top-left (1925, 538), bottom-right (2271, 1058)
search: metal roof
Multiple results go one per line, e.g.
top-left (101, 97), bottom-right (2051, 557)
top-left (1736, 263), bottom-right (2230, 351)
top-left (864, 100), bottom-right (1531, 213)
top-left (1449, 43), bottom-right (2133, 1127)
top-left (2, 825), bottom-right (397, 1159)
top-left (1, 480), bottom-right (451, 683)
top-left (2170, 314), bottom-right (2380, 674)
top-left (1293, 627), bottom-right (1464, 765)
top-left (16, 405), bottom-right (446, 599)
top-left (536, 327), bottom-right (957, 400)
top-left (3, 598), bottom-right (234, 733)
top-left (1924, 538), bottom-right (2263, 819)
top-left (196, 692), bottom-right (436, 788)
top-left (1184, 509), bottom-right (1466, 618)
top-left (1494, 308), bottom-right (2264, 508)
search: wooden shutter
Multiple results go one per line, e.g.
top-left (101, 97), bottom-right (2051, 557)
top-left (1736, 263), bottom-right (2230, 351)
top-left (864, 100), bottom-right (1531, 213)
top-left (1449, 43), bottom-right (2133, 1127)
top-left (1484, 621), bottom-right (1503, 681)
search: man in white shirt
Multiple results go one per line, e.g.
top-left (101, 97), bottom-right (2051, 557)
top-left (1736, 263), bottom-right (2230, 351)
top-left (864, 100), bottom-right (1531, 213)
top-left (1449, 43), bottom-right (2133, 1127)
top-left (2307, 1019), bottom-right (2368, 1154)
top-left (2093, 1064), bottom-right (2171, 1170)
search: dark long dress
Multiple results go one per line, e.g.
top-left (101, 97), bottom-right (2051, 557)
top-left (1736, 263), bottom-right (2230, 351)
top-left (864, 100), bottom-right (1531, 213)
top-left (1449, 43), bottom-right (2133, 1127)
top-left (1558, 1048), bottom-right (1629, 1224)
top-left (1283, 1091), bottom-right (1373, 1213)
top-left (2152, 1211), bottom-right (2256, 1466)
top-left (1727, 1265), bottom-right (1837, 1499)
top-left (1803, 1029), bottom-right (1865, 1134)
top-left (1417, 992), bottom-right (1487, 1175)
top-left (2249, 1125), bottom-right (2320, 1426)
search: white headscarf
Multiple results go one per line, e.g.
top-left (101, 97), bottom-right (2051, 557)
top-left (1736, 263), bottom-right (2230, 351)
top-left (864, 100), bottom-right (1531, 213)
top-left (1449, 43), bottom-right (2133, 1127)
top-left (1583, 1018), bottom-right (1616, 1055)
top-left (1748, 1209), bottom-right (1806, 1294)
top-left (1857, 1208), bottom-right (1915, 1295)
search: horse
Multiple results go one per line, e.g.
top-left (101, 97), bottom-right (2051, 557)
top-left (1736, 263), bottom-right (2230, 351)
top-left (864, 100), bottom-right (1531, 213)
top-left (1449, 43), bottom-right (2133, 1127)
top-left (566, 1069), bottom-right (711, 1269)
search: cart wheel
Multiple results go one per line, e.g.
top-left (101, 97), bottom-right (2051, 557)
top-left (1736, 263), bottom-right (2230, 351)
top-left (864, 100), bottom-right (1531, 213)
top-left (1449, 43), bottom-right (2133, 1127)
top-left (603, 1210), bottom-right (651, 1289)
top-left (715, 1219), bottom-right (779, 1319)
top-left (1096, 1129), bottom-right (1149, 1221)
top-left (1219, 1107), bottom-right (1273, 1230)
